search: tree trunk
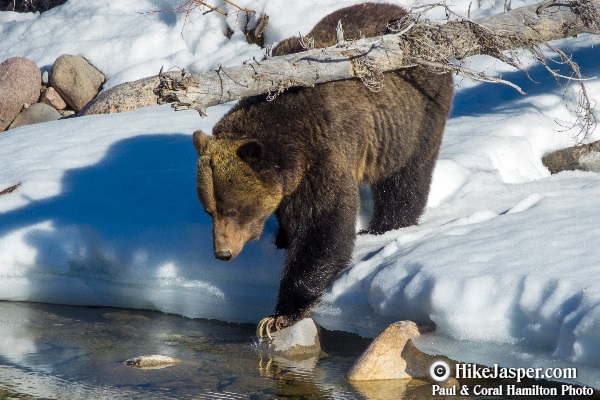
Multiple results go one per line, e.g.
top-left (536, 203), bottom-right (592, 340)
top-left (80, 0), bottom-right (599, 116)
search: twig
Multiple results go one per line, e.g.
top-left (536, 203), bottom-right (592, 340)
top-left (192, 0), bottom-right (226, 16)
top-left (223, 0), bottom-right (255, 13)
top-left (544, 43), bottom-right (597, 81)
top-left (414, 58), bottom-right (526, 94)
top-left (397, 21), bottom-right (416, 35)
top-left (544, 42), bottom-right (597, 142)
top-left (299, 33), bottom-right (315, 50)
top-left (0, 183), bottom-right (21, 196)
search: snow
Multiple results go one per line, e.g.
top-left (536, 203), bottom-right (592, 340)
top-left (1, 0), bottom-right (600, 390)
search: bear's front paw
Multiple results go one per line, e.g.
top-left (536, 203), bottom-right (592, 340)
top-left (256, 315), bottom-right (294, 339)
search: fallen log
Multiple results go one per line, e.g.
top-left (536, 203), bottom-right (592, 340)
top-left (80, 0), bottom-right (599, 117)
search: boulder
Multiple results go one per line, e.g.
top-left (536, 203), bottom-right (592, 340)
top-left (347, 320), bottom-right (455, 381)
top-left (255, 318), bottom-right (321, 358)
top-left (0, 57), bottom-right (41, 131)
top-left (8, 103), bottom-right (61, 129)
top-left (50, 54), bottom-right (104, 112)
top-left (40, 86), bottom-right (67, 110)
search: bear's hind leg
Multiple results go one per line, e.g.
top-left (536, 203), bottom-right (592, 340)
top-left (367, 157), bottom-right (436, 234)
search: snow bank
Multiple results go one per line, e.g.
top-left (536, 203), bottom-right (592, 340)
top-left (1, 0), bottom-right (600, 390)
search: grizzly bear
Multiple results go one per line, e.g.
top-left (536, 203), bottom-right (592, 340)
top-left (193, 3), bottom-right (453, 338)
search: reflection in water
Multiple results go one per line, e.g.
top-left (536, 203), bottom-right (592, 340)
top-left (258, 354), bottom-right (325, 398)
top-left (351, 379), bottom-right (435, 400)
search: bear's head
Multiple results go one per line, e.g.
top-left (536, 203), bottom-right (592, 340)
top-left (193, 130), bottom-right (284, 261)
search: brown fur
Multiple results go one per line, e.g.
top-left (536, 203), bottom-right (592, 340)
top-left (193, 3), bottom-right (454, 328)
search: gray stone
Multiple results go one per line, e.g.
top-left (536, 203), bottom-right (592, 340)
top-left (542, 140), bottom-right (600, 174)
top-left (124, 355), bottom-right (181, 369)
top-left (255, 318), bottom-right (321, 358)
top-left (50, 54), bottom-right (104, 112)
top-left (347, 320), bottom-right (455, 381)
top-left (60, 109), bottom-right (76, 118)
top-left (40, 86), bottom-right (67, 110)
top-left (8, 103), bottom-right (62, 129)
top-left (0, 57), bottom-right (41, 131)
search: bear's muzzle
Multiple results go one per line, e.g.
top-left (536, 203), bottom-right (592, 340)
top-left (214, 250), bottom-right (233, 261)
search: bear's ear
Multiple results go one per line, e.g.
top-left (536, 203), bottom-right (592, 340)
top-left (237, 140), bottom-right (263, 167)
top-left (193, 130), bottom-right (210, 155)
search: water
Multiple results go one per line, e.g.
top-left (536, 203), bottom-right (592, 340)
top-left (0, 301), bottom-right (597, 399)
top-left (0, 301), bottom-right (377, 399)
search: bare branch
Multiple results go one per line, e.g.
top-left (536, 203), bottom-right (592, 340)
top-left (525, 42), bottom-right (598, 142)
top-left (414, 58), bottom-right (526, 94)
top-left (299, 33), bottom-right (315, 51)
top-left (191, 0), bottom-right (226, 16)
top-left (222, 0), bottom-right (255, 14)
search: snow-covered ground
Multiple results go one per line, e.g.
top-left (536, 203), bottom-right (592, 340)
top-left (1, 0), bottom-right (600, 390)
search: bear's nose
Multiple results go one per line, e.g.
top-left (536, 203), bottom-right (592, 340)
top-left (215, 250), bottom-right (232, 261)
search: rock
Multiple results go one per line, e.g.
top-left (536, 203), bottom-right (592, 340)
top-left (0, 57), bottom-right (41, 131)
top-left (347, 320), bottom-right (454, 381)
top-left (42, 70), bottom-right (49, 85)
top-left (124, 354), bottom-right (181, 369)
top-left (8, 103), bottom-right (62, 129)
top-left (40, 86), bottom-right (67, 110)
top-left (79, 75), bottom-right (162, 115)
top-left (60, 109), bottom-right (76, 118)
top-left (255, 318), bottom-right (321, 358)
top-left (50, 54), bottom-right (104, 112)
top-left (542, 140), bottom-right (600, 174)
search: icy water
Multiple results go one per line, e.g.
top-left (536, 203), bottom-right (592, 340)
top-left (0, 302), bottom-right (597, 400)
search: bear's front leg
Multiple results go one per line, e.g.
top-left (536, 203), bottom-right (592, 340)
top-left (257, 191), bottom-right (358, 339)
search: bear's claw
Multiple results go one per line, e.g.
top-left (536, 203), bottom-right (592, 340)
top-left (256, 315), bottom-right (288, 339)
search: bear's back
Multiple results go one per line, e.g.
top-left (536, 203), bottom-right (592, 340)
top-left (272, 3), bottom-right (408, 56)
